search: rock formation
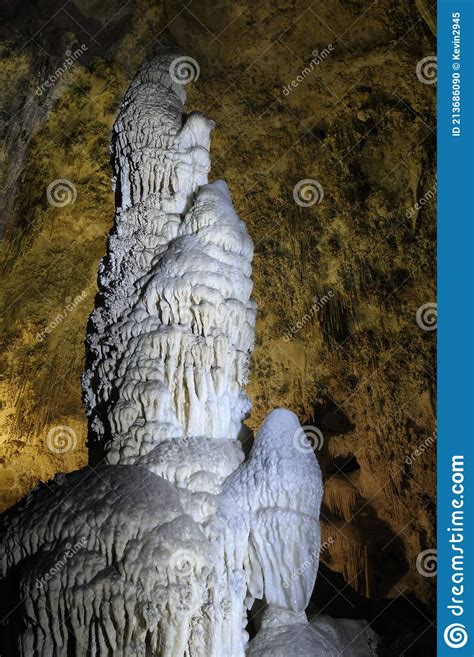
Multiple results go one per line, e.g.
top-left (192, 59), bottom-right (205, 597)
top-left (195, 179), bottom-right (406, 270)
top-left (0, 48), bottom-right (377, 656)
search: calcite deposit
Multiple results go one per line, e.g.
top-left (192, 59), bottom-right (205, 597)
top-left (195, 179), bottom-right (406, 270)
top-left (0, 48), bottom-right (376, 656)
top-left (82, 49), bottom-right (255, 465)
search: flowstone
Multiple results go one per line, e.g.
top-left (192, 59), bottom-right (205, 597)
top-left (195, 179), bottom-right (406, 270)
top-left (0, 48), bottom-right (377, 657)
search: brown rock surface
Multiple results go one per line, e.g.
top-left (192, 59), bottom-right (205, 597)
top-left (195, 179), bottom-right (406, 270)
top-left (0, 1), bottom-right (436, 653)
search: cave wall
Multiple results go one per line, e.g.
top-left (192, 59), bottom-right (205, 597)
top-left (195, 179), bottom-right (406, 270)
top-left (0, 0), bottom-right (436, 649)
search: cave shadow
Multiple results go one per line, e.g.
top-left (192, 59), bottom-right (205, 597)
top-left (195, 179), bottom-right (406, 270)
top-left (310, 563), bottom-right (436, 657)
top-left (302, 399), bottom-right (435, 655)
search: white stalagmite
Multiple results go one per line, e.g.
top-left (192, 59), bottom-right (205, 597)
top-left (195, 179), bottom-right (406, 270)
top-left (0, 48), bottom-right (377, 657)
top-left (83, 48), bottom-right (255, 466)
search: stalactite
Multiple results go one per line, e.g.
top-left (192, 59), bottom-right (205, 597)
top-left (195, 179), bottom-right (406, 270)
top-left (324, 476), bottom-right (360, 522)
top-left (322, 520), bottom-right (370, 598)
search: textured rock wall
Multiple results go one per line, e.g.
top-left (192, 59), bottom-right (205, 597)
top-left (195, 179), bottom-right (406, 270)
top-left (0, 1), bottom-right (436, 653)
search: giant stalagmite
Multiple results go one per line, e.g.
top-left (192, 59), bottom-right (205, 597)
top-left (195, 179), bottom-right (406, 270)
top-left (0, 48), bottom-right (377, 657)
